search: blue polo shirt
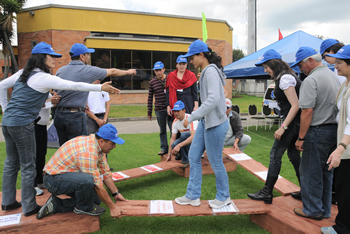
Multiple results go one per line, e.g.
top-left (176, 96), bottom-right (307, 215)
top-left (55, 61), bottom-right (107, 108)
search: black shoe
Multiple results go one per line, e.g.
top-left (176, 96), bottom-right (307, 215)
top-left (36, 195), bottom-right (55, 220)
top-left (24, 205), bottom-right (41, 217)
top-left (291, 191), bottom-right (302, 201)
top-left (175, 153), bottom-right (182, 160)
top-left (158, 150), bottom-right (168, 155)
top-left (73, 204), bottom-right (105, 216)
top-left (2, 201), bottom-right (21, 211)
top-left (109, 168), bottom-right (114, 171)
top-left (180, 162), bottom-right (190, 168)
top-left (247, 186), bottom-right (273, 204)
top-left (247, 175), bottom-right (278, 204)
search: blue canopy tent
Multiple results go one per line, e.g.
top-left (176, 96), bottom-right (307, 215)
top-left (224, 30), bottom-right (333, 79)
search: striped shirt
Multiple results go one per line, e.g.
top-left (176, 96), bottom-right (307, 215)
top-left (44, 134), bottom-right (111, 186)
top-left (147, 76), bottom-right (167, 116)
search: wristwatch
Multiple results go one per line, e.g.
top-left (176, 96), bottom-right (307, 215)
top-left (112, 191), bottom-right (119, 197)
top-left (281, 124), bottom-right (288, 130)
top-left (298, 136), bottom-right (305, 141)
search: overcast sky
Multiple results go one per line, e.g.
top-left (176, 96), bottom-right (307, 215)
top-left (18, 0), bottom-right (350, 54)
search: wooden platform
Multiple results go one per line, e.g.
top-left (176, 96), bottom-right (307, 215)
top-left (223, 148), bottom-right (300, 195)
top-left (116, 199), bottom-right (270, 217)
top-left (112, 154), bottom-right (236, 182)
top-left (250, 195), bottom-right (338, 234)
top-left (0, 190), bottom-right (100, 234)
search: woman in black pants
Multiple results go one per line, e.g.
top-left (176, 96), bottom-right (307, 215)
top-left (247, 49), bottom-right (301, 204)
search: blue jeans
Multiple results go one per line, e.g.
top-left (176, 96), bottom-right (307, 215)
top-left (44, 172), bottom-right (101, 213)
top-left (2, 123), bottom-right (38, 213)
top-left (300, 124), bottom-right (337, 217)
top-left (185, 119), bottom-right (229, 201)
top-left (171, 132), bottom-right (191, 164)
top-left (54, 109), bottom-right (88, 146)
top-left (155, 110), bottom-right (172, 152)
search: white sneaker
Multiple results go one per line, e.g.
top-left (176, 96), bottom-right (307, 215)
top-left (35, 187), bottom-right (44, 196)
top-left (209, 197), bottom-right (232, 209)
top-left (37, 183), bottom-right (46, 189)
top-left (175, 196), bottom-right (201, 206)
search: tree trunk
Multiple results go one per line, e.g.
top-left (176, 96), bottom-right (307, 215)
top-left (3, 31), bottom-right (19, 72)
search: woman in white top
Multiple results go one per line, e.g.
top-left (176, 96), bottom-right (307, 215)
top-left (321, 45), bottom-right (350, 234)
top-left (248, 49), bottom-right (302, 204)
top-left (0, 42), bottom-right (119, 217)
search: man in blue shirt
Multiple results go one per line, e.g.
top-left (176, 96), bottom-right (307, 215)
top-left (54, 43), bottom-right (136, 146)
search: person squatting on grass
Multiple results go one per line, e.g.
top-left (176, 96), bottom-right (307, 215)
top-left (174, 40), bottom-right (231, 209)
top-left (0, 42), bottom-right (119, 217)
top-left (247, 49), bottom-right (302, 204)
top-left (37, 124), bottom-right (128, 220)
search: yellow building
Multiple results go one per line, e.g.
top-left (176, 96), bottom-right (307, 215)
top-left (17, 4), bottom-right (233, 104)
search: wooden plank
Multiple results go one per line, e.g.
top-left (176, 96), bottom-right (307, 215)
top-left (250, 196), bottom-right (338, 234)
top-left (117, 199), bottom-right (270, 217)
top-left (223, 148), bottom-right (300, 195)
top-left (0, 190), bottom-right (100, 234)
top-left (112, 158), bottom-right (183, 182)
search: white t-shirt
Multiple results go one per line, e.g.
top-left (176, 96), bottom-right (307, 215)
top-left (88, 91), bottom-right (110, 114)
top-left (172, 113), bottom-right (198, 134)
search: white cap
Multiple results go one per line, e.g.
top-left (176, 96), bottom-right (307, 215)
top-left (225, 98), bottom-right (232, 108)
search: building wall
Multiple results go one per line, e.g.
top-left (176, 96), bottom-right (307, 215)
top-left (17, 5), bottom-right (233, 104)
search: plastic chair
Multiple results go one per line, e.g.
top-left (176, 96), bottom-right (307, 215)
top-left (232, 104), bottom-right (247, 129)
top-left (248, 104), bottom-right (265, 130)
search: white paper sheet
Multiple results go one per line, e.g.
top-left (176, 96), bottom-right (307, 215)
top-left (209, 200), bottom-right (239, 213)
top-left (141, 165), bottom-right (163, 173)
top-left (45, 101), bottom-right (53, 108)
top-left (149, 200), bottom-right (174, 214)
top-left (111, 172), bottom-right (130, 181)
top-left (228, 153), bottom-right (252, 161)
top-left (0, 213), bottom-right (21, 227)
top-left (254, 171), bottom-right (282, 181)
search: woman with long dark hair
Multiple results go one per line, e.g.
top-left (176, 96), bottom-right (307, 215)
top-left (0, 42), bottom-right (118, 216)
top-left (166, 55), bottom-right (198, 116)
top-left (174, 40), bottom-right (230, 209)
top-left (247, 49), bottom-right (301, 204)
top-left (321, 45), bottom-right (350, 234)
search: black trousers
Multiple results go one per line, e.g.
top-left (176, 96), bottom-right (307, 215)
top-left (333, 159), bottom-right (350, 234)
top-left (35, 124), bottom-right (47, 186)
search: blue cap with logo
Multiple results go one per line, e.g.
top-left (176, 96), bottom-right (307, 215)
top-left (176, 55), bottom-right (188, 63)
top-left (320, 39), bottom-right (339, 56)
top-left (153, 61), bottom-right (164, 70)
top-left (172, 100), bottom-right (186, 111)
top-left (70, 43), bottom-right (95, 57)
top-left (255, 49), bottom-right (282, 66)
top-left (96, 124), bottom-right (125, 145)
top-left (290, 47), bottom-right (318, 68)
top-left (183, 40), bottom-right (210, 58)
top-left (326, 45), bottom-right (350, 60)
top-left (31, 42), bottom-right (62, 58)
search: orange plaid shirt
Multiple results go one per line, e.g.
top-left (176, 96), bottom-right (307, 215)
top-left (44, 134), bottom-right (112, 186)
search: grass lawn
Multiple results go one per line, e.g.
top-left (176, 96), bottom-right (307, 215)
top-left (230, 95), bottom-right (264, 113)
top-left (0, 124), bottom-right (300, 233)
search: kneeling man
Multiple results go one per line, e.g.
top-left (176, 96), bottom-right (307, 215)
top-left (37, 124), bottom-right (127, 220)
top-left (166, 101), bottom-right (198, 167)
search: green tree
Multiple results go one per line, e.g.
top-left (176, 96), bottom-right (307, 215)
top-left (0, 0), bottom-right (26, 79)
top-left (232, 48), bottom-right (245, 62)
top-left (314, 34), bottom-right (324, 40)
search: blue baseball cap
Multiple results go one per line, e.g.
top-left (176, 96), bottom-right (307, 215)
top-left (96, 124), bottom-right (125, 145)
top-left (326, 45), bottom-right (350, 60)
top-left (320, 39), bottom-right (339, 56)
top-left (176, 55), bottom-right (187, 63)
top-left (290, 47), bottom-right (318, 68)
top-left (153, 61), bottom-right (164, 70)
top-left (183, 40), bottom-right (210, 58)
top-left (172, 100), bottom-right (185, 111)
top-left (255, 49), bottom-right (281, 66)
top-left (70, 43), bottom-right (95, 57)
top-left (31, 42), bottom-right (62, 58)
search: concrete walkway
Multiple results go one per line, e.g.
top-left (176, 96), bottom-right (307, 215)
top-left (0, 115), bottom-right (267, 142)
